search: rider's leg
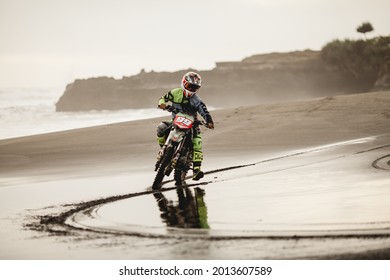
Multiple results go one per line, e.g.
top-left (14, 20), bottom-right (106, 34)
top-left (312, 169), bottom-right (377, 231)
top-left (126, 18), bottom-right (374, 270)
top-left (156, 121), bottom-right (170, 147)
top-left (192, 133), bottom-right (204, 180)
top-left (157, 136), bottom-right (165, 147)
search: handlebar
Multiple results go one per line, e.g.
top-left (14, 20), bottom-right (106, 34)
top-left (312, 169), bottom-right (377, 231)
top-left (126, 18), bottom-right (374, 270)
top-left (158, 105), bottom-right (213, 129)
top-left (165, 105), bottom-right (177, 113)
top-left (157, 105), bottom-right (177, 113)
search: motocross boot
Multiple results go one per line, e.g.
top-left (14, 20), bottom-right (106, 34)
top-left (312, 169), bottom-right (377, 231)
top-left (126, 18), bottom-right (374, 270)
top-left (193, 163), bottom-right (204, 181)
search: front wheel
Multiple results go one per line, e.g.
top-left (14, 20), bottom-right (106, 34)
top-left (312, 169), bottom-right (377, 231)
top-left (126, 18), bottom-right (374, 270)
top-left (152, 146), bottom-right (174, 190)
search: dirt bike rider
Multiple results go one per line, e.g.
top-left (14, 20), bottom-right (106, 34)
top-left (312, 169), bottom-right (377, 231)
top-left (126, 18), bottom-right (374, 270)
top-left (156, 71), bottom-right (214, 181)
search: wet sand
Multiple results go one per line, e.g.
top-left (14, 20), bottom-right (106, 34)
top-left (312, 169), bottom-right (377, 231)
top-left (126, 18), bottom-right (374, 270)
top-left (1, 91), bottom-right (390, 259)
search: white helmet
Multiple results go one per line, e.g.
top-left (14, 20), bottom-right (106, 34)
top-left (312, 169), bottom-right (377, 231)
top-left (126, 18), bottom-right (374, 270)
top-left (181, 71), bottom-right (202, 98)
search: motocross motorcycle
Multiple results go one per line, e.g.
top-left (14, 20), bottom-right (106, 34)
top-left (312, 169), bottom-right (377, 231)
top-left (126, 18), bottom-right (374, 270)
top-left (152, 106), bottom-right (204, 190)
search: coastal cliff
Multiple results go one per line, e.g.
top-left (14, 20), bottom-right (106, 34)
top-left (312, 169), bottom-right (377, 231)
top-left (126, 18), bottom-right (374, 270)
top-left (56, 50), bottom-right (385, 111)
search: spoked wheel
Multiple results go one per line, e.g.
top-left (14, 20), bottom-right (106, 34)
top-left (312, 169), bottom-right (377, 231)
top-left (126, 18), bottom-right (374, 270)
top-left (152, 146), bottom-right (174, 190)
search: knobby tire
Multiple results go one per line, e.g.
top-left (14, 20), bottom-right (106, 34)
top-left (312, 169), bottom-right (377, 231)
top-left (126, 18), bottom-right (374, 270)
top-left (152, 146), bottom-right (174, 190)
top-left (174, 169), bottom-right (186, 187)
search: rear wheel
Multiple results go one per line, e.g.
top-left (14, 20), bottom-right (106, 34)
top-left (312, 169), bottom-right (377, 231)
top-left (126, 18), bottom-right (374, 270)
top-left (152, 146), bottom-right (174, 190)
top-left (174, 169), bottom-right (187, 187)
top-left (174, 148), bottom-right (191, 186)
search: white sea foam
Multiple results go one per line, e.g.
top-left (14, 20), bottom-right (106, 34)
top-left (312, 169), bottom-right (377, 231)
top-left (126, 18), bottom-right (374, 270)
top-left (0, 87), bottom-right (166, 140)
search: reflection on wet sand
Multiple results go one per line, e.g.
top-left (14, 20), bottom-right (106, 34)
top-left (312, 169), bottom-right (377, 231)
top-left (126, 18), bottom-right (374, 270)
top-left (153, 187), bottom-right (210, 229)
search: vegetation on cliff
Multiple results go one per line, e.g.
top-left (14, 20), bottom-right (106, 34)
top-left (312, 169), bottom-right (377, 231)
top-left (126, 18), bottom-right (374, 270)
top-left (321, 22), bottom-right (390, 91)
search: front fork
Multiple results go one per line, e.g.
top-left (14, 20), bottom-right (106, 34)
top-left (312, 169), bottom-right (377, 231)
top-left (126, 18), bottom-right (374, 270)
top-left (155, 128), bottom-right (192, 174)
top-left (155, 130), bottom-right (174, 171)
top-left (155, 135), bottom-right (184, 173)
top-left (164, 140), bottom-right (184, 176)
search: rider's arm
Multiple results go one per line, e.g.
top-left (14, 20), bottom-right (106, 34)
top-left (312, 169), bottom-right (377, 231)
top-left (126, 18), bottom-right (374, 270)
top-left (191, 96), bottom-right (214, 128)
top-left (159, 91), bottom-right (174, 109)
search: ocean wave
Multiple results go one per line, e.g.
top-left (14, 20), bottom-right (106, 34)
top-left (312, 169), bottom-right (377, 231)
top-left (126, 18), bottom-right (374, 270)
top-left (0, 87), bottom-right (217, 140)
top-left (0, 105), bottom-right (166, 140)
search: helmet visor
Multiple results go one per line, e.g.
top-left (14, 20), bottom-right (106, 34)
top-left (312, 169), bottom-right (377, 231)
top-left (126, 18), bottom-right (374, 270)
top-left (184, 83), bottom-right (200, 92)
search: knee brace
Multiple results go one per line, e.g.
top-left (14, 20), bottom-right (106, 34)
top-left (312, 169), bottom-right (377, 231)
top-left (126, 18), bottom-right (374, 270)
top-left (156, 121), bottom-right (171, 147)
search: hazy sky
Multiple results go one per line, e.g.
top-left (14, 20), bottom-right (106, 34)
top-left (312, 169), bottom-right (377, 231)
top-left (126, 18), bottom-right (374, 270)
top-left (1, 0), bottom-right (389, 88)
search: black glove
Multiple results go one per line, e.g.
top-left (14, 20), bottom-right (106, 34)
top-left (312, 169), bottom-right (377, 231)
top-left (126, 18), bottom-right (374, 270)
top-left (205, 114), bottom-right (213, 124)
top-left (205, 114), bottom-right (214, 129)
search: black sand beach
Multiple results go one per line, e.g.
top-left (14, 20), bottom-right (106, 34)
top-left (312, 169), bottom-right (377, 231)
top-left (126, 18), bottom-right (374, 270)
top-left (1, 91), bottom-right (390, 259)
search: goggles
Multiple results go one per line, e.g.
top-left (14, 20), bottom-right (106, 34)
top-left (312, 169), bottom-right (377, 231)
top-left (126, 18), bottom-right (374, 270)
top-left (183, 80), bottom-right (200, 92)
